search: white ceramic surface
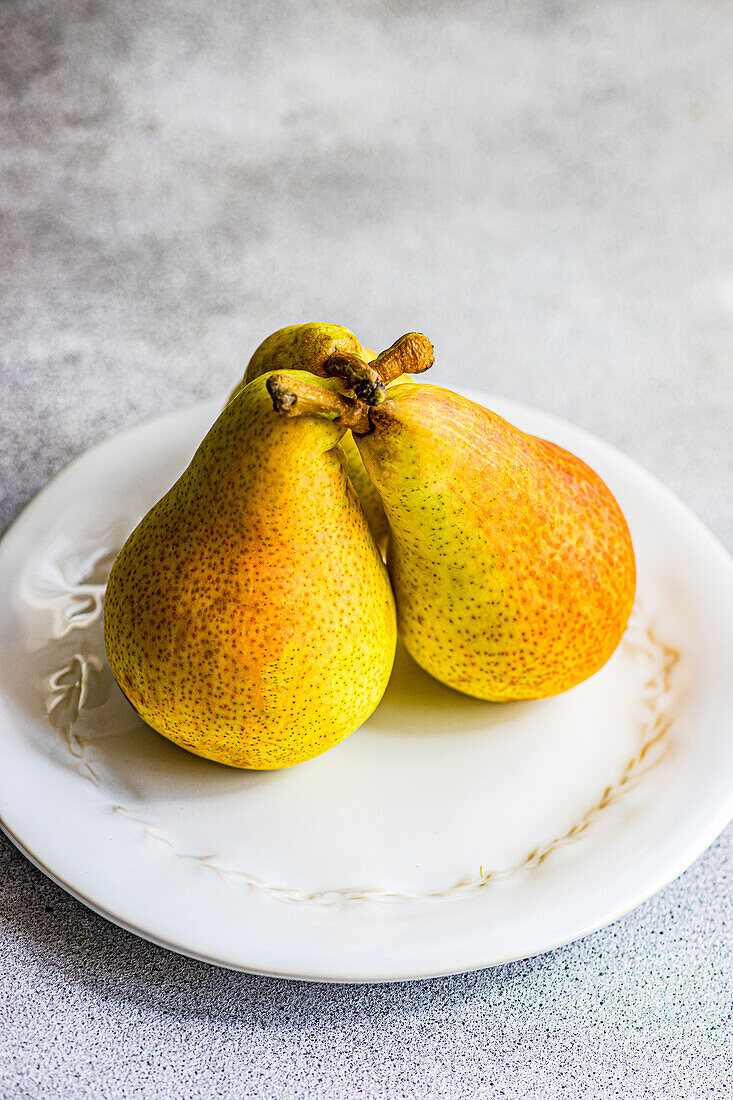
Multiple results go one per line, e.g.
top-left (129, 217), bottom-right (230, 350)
top-left (0, 392), bottom-right (732, 982)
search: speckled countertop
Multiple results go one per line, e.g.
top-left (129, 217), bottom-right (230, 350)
top-left (1, 1), bottom-right (731, 1096)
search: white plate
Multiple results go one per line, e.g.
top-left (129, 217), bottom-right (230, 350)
top-left (1, 392), bottom-right (732, 982)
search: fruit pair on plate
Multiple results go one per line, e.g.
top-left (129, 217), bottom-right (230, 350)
top-left (104, 324), bottom-right (636, 769)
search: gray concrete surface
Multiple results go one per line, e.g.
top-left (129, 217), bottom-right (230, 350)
top-left (1, 1), bottom-right (731, 1096)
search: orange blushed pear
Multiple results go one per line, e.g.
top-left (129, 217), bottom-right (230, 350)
top-left (270, 366), bottom-right (636, 702)
top-left (104, 371), bottom-right (396, 768)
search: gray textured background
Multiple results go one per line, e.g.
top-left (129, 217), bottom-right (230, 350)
top-left (1, 1), bottom-right (732, 1097)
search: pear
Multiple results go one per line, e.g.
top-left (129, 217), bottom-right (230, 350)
top-left (233, 324), bottom-right (433, 549)
top-left (270, 378), bottom-right (636, 702)
top-left (103, 371), bottom-right (396, 769)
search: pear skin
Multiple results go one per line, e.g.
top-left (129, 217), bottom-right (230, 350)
top-left (239, 323), bottom-right (368, 388)
top-left (354, 383), bottom-right (636, 701)
top-left (233, 324), bottom-right (433, 551)
top-left (104, 372), bottom-right (396, 769)
top-left (231, 323), bottom-right (391, 544)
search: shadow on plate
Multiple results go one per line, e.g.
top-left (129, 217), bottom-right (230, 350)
top-left (370, 642), bottom-right (520, 738)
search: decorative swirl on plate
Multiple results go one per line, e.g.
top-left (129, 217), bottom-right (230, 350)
top-left (27, 536), bottom-right (114, 638)
top-left (33, 536), bottom-right (681, 906)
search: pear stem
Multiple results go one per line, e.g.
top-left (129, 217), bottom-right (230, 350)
top-left (323, 352), bottom-right (386, 407)
top-left (267, 374), bottom-right (372, 433)
top-left (372, 333), bottom-right (434, 384)
top-left (267, 331), bottom-right (434, 433)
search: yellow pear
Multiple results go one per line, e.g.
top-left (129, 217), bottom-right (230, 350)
top-left (104, 371), bottom-right (396, 769)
